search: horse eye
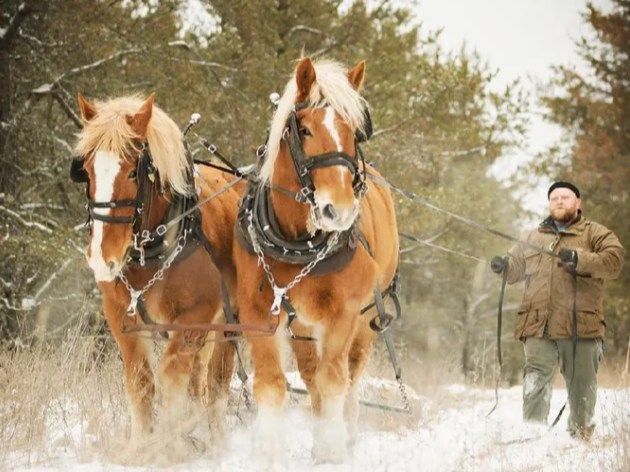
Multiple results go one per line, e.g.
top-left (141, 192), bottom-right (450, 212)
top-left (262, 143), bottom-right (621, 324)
top-left (128, 170), bottom-right (137, 180)
top-left (300, 127), bottom-right (312, 137)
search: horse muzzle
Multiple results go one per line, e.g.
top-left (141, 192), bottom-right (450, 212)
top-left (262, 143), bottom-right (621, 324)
top-left (312, 196), bottom-right (359, 232)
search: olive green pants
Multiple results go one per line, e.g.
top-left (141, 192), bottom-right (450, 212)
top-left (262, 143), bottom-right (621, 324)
top-left (522, 337), bottom-right (602, 433)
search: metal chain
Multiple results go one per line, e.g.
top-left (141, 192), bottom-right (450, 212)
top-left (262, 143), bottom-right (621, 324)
top-left (246, 209), bottom-right (340, 314)
top-left (397, 376), bottom-right (412, 414)
top-left (118, 231), bottom-right (188, 315)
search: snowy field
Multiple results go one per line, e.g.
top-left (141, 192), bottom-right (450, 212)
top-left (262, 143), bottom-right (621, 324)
top-left (4, 368), bottom-right (628, 472)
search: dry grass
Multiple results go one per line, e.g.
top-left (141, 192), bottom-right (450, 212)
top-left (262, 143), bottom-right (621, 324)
top-left (0, 316), bottom-right (628, 470)
top-left (0, 326), bottom-right (126, 469)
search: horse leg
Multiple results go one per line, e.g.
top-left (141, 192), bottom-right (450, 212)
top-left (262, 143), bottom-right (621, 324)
top-left (102, 299), bottom-right (155, 445)
top-left (247, 325), bottom-right (287, 465)
top-left (311, 313), bottom-right (358, 463)
top-left (188, 341), bottom-right (212, 400)
top-left (345, 322), bottom-right (375, 447)
top-left (290, 321), bottom-right (322, 415)
top-left (157, 306), bottom-right (215, 433)
top-left (206, 332), bottom-right (235, 436)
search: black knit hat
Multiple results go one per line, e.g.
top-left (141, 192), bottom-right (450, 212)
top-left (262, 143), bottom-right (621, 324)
top-left (548, 181), bottom-right (580, 199)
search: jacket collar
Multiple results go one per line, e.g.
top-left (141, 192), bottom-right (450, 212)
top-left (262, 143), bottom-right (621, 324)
top-left (539, 210), bottom-right (586, 235)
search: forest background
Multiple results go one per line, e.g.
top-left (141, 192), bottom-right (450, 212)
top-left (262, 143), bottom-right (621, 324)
top-left (1, 0), bottom-right (628, 386)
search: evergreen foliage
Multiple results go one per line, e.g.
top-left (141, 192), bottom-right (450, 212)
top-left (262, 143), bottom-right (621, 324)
top-left (1, 0), bottom-right (531, 381)
top-left (537, 0), bottom-right (629, 352)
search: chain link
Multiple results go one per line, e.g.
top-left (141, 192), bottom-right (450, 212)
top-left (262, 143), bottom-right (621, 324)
top-left (397, 376), bottom-right (412, 414)
top-left (246, 210), bottom-right (339, 314)
top-left (119, 231), bottom-right (188, 315)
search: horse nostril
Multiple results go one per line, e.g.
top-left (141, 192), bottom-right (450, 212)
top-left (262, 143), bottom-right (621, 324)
top-left (322, 204), bottom-right (337, 220)
top-left (107, 261), bottom-right (116, 272)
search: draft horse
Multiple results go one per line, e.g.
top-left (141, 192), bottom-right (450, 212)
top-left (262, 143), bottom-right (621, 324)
top-left (72, 94), bottom-right (240, 444)
top-left (234, 58), bottom-right (399, 463)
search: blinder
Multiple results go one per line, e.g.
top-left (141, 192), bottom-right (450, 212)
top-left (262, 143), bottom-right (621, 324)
top-left (355, 106), bottom-right (373, 143)
top-left (69, 145), bottom-right (155, 235)
top-left (70, 157), bottom-right (89, 183)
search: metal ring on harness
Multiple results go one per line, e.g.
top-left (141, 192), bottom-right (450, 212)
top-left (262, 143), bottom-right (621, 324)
top-left (369, 313), bottom-right (394, 333)
top-left (256, 144), bottom-right (267, 159)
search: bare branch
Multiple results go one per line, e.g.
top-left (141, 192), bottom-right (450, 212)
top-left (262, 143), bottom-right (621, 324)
top-left (52, 91), bottom-right (82, 128)
top-left (168, 39), bottom-right (191, 50)
top-left (439, 145), bottom-right (486, 158)
top-left (286, 25), bottom-right (324, 38)
top-left (371, 117), bottom-right (417, 140)
top-left (17, 30), bottom-right (59, 48)
top-left (0, 2), bottom-right (32, 49)
top-left (468, 291), bottom-right (491, 316)
top-left (67, 238), bottom-right (85, 254)
top-left (0, 205), bottom-right (53, 233)
top-left (51, 134), bottom-right (74, 153)
top-left (30, 47), bottom-right (142, 122)
top-left (33, 258), bottom-right (73, 302)
top-left (0, 296), bottom-right (26, 311)
top-left (55, 47), bottom-right (141, 83)
top-left (20, 202), bottom-right (64, 210)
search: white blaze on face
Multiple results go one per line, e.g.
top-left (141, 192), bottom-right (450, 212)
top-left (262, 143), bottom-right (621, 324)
top-left (322, 107), bottom-right (346, 183)
top-left (313, 106), bottom-right (358, 232)
top-left (323, 106), bottom-right (342, 152)
top-left (87, 150), bottom-right (121, 282)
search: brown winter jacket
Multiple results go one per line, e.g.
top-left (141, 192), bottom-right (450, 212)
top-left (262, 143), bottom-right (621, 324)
top-left (506, 213), bottom-right (624, 340)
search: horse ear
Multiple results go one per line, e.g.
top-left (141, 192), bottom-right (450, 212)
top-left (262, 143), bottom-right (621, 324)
top-left (77, 93), bottom-right (97, 122)
top-left (129, 93), bottom-right (155, 139)
top-left (295, 57), bottom-right (316, 101)
top-left (347, 60), bottom-right (366, 91)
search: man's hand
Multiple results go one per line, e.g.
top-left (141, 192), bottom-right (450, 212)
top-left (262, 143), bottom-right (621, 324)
top-left (559, 249), bottom-right (578, 270)
top-left (490, 256), bottom-right (508, 274)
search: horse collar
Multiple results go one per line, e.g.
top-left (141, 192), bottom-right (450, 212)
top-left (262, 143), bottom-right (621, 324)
top-left (235, 181), bottom-right (367, 276)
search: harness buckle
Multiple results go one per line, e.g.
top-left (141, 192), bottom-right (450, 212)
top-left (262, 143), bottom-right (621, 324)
top-left (207, 144), bottom-right (217, 154)
top-left (295, 187), bottom-right (313, 203)
top-left (156, 224), bottom-right (167, 236)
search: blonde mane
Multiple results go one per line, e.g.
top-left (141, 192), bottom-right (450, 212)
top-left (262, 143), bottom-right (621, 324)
top-left (74, 95), bottom-right (191, 195)
top-left (260, 59), bottom-right (367, 183)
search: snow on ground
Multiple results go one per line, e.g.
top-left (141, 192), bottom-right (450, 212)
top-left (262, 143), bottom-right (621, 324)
top-left (9, 373), bottom-right (629, 471)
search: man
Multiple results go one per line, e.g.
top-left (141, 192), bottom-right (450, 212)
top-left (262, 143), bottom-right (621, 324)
top-left (490, 181), bottom-right (624, 440)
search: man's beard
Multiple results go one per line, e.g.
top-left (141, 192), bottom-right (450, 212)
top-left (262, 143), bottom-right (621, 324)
top-left (551, 207), bottom-right (577, 223)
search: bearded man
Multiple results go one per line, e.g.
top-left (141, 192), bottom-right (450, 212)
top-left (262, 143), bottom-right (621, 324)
top-left (490, 181), bottom-right (624, 440)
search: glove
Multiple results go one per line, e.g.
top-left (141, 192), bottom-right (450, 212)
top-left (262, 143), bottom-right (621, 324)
top-left (490, 256), bottom-right (508, 274)
top-left (558, 249), bottom-right (578, 269)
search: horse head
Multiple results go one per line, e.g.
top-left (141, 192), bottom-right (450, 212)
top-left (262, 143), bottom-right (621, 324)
top-left (265, 58), bottom-right (370, 234)
top-left (74, 93), bottom-right (190, 281)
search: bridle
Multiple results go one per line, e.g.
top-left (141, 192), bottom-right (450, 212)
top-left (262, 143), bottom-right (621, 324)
top-left (283, 101), bottom-right (371, 206)
top-left (70, 143), bottom-right (167, 264)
